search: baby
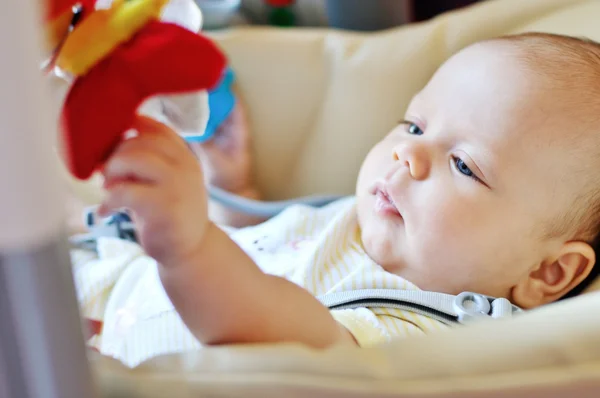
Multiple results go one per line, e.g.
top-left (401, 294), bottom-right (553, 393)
top-left (95, 32), bottom-right (600, 352)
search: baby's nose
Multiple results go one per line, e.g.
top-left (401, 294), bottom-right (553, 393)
top-left (392, 142), bottom-right (431, 180)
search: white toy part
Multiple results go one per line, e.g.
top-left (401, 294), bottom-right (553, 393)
top-left (160, 0), bottom-right (203, 33)
top-left (137, 0), bottom-right (212, 141)
top-left (96, 0), bottom-right (203, 32)
top-left (137, 90), bottom-right (210, 141)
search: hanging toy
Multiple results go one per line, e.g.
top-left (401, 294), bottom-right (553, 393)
top-left (43, 0), bottom-right (227, 180)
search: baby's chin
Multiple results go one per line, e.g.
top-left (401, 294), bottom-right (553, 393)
top-left (359, 223), bottom-right (405, 273)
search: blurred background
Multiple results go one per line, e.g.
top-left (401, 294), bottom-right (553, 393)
top-left (195, 0), bottom-right (484, 31)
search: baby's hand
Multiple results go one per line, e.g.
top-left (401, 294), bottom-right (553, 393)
top-left (188, 97), bottom-right (255, 196)
top-left (98, 115), bottom-right (208, 266)
top-left (188, 97), bottom-right (265, 227)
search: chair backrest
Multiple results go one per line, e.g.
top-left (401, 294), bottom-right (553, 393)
top-left (211, 0), bottom-right (594, 200)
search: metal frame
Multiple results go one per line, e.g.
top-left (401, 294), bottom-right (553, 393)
top-left (0, 1), bottom-right (98, 397)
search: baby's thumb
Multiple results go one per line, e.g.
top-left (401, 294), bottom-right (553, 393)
top-left (131, 115), bottom-right (175, 135)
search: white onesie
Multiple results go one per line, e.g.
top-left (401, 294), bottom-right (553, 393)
top-left (71, 197), bottom-right (447, 368)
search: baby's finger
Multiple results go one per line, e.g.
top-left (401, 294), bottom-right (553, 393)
top-left (114, 132), bottom-right (181, 166)
top-left (97, 182), bottom-right (157, 218)
top-left (103, 142), bottom-right (173, 185)
top-left (131, 115), bottom-right (194, 162)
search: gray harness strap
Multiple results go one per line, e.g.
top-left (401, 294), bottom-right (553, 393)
top-left (318, 289), bottom-right (522, 326)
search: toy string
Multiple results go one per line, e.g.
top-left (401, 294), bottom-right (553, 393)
top-left (208, 185), bottom-right (345, 218)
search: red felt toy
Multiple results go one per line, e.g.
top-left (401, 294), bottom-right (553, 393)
top-left (44, 0), bottom-right (227, 180)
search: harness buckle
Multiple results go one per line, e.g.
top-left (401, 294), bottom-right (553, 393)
top-left (70, 207), bottom-right (137, 250)
top-left (453, 292), bottom-right (493, 323)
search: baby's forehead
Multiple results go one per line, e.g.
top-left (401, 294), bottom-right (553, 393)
top-left (424, 38), bottom-right (599, 142)
top-left (417, 46), bottom-right (548, 136)
top-left (411, 37), bottom-right (600, 187)
top-left (485, 36), bottom-right (600, 116)
top-left (498, 38), bottom-right (600, 153)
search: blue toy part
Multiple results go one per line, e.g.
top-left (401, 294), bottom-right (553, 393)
top-left (184, 67), bottom-right (236, 143)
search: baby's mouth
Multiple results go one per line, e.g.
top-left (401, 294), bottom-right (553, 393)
top-left (372, 184), bottom-right (402, 219)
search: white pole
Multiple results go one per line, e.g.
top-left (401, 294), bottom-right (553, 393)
top-left (0, 1), bottom-right (98, 397)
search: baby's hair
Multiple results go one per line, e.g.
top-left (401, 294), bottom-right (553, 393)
top-left (576, 230), bottom-right (600, 297)
top-left (494, 32), bottom-right (600, 298)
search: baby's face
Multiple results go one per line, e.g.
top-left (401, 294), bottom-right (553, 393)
top-left (356, 42), bottom-right (592, 298)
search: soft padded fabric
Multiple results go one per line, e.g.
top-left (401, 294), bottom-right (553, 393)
top-left (64, 1), bottom-right (600, 396)
top-left (94, 290), bottom-right (600, 397)
top-left (209, 0), bottom-right (594, 200)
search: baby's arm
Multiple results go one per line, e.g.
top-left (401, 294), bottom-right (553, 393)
top-left (159, 222), bottom-right (356, 347)
top-left (99, 116), bottom-right (355, 348)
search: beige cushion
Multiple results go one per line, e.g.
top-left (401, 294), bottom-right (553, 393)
top-left (211, 0), bottom-right (592, 200)
top-left (94, 290), bottom-right (600, 397)
top-left (74, 1), bottom-right (600, 397)
top-left (509, 0), bottom-right (600, 39)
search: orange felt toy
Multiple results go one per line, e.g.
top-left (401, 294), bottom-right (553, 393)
top-left (44, 0), bottom-right (226, 179)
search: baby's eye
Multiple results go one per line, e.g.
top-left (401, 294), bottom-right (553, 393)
top-left (407, 123), bottom-right (423, 136)
top-left (398, 121), bottom-right (424, 136)
top-left (452, 156), bottom-right (480, 182)
top-left (398, 120), bottom-right (424, 136)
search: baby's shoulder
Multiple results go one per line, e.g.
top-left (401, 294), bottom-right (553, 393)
top-left (226, 197), bottom-right (356, 260)
top-left (234, 196), bottom-right (356, 236)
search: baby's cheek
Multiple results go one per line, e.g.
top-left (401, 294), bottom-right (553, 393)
top-left (434, 204), bottom-right (512, 279)
top-left (415, 199), bottom-right (479, 263)
top-left (357, 146), bottom-right (388, 191)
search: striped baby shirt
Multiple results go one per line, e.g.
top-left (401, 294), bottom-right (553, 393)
top-left (70, 197), bottom-right (447, 368)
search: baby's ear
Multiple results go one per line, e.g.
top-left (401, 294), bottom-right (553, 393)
top-left (511, 242), bottom-right (596, 309)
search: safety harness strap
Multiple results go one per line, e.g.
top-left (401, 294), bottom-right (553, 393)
top-left (318, 289), bottom-right (522, 326)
